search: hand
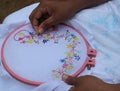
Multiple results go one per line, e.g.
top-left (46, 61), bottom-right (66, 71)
top-left (29, 0), bottom-right (84, 34)
top-left (62, 74), bottom-right (110, 91)
top-left (29, 0), bottom-right (108, 34)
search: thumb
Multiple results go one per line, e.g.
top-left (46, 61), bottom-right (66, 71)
top-left (62, 74), bottom-right (78, 86)
top-left (38, 16), bottom-right (55, 34)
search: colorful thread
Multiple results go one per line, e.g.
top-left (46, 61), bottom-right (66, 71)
top-left (14, 29), bottom-right (81, 79)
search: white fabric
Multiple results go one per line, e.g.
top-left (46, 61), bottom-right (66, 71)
top-left (70, 0), bottom-right (120, 84)
top-left (0, 0), bottom-right (120, 91)
top-left (2, 23), bottom-right (88, 83)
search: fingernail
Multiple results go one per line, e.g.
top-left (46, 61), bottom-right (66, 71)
top-left (38, 28), bottom-right (44, 35)
top-left (62, 74), bottom-right (69, 81)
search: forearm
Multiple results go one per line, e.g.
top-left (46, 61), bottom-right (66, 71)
top-left (107, 84), bottom-right (120, 91)
top-left (82, 0), bottom-right (109, 8)
top-left (72, 0), bottom-right (109, 12)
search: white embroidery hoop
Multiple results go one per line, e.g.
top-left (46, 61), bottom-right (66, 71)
top-left (1, 23), bottom-right (96, 86)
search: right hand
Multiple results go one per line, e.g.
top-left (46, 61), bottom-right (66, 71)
top-left (29, 0), bottom-right (82, 34)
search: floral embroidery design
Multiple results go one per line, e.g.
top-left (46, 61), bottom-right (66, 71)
top-left (14, 29), bottom-right (81, 79)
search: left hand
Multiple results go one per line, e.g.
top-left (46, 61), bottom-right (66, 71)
top-left (62, 74), bottom-right (110, 91)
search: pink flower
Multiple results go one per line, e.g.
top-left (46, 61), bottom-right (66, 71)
top-left (58, 70), bottom-right (63, 75)
top-left (62, 63), bottom-right (68, 68)
top-left (18, 37), bottom-right (24, 41)
top-left (72, 42), bottom-right (78, 46)
top-left (51, 36), bottom-right (55, 40)
top-left (26, 36), bottom-right (31, 39)
top-left (52, 70), bottom-right (56, 73)
top-left (68, 58), bottom-right (74, 64)
top-left (70, 48), bottom-right (75, 53)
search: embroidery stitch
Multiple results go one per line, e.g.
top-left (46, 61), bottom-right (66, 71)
top-left (14, 29), bottom-right (81, 79)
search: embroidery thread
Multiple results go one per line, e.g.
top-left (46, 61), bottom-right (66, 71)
top-left (14, 29), bottom-right (81, 79)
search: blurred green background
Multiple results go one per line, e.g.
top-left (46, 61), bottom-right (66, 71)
top-left (0, 0), bottom-right (39, 23)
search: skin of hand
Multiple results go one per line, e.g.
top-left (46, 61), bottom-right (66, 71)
top-left (29, 0), bottom-right (108, 34)
top-left (62, 74), bottom-right (120, 91)
top-left (29, 0), bottom-right (82, 34)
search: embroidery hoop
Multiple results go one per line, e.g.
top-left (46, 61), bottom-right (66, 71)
top-left (1, 23), bottom-right (96, 86)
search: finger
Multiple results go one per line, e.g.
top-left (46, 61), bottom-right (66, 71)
top-left (33, 8), bottom-right (44, 25)
top-left (29, 9), bottom-right (35, 21)
top-left (69, 87), bottom-right (75, 91)
top-left (29, 5), bottom-right (40, 25)
top-left (29, 9), bottom-right (42, 33)
top-left (38, 15), bottom-right (55, 34)
top-left (32, 8), bottom-right (48, 34)
top-left (62, 74), bottom-right (78, 86)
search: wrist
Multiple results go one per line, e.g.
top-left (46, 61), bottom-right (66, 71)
top-left (107, 84), bottom-right (120, 91)
top-left (99, 83), bottom-right (120, 91)
top-left (69, 0), bottom-right (87, 13)
top-left (69, 0), bottom-right (108, 13)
